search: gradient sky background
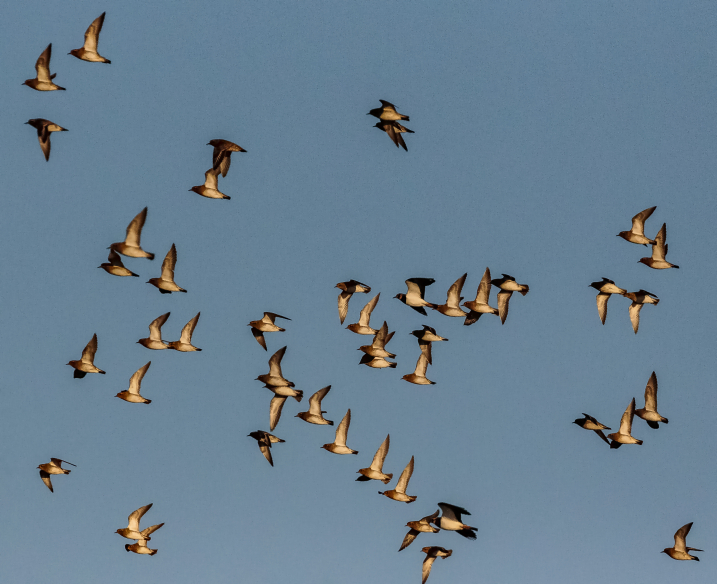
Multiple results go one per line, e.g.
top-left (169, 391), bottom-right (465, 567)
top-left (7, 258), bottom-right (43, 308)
top-left (1, 1), bottom-right (716, 582)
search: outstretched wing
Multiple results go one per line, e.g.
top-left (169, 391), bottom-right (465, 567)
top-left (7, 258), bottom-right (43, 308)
top-left (35, 44), bottom-right (52, 83)
top-left (308, 386), bottom-right (331, 415)
top-left (180, 313), bottom-right (200, 344)
top-left (81, 334), bottom-right (98, 363)
top-left (631, 206), bottom-right (656, 236)
top-left (395, 456), bottom-right (414, 493)
top-left (129, 362), bottom-right (151, 395)
top-left (125, 207), bottom-right (148, 247)
top-left (128, 503), bottom-right (152, 531)
top-left (149, 312), bottom-right (170, 341)
top-left (84, 12), bottom-right (106, 52)
top-left (161, 244), bottom-right (177, 281)
top-left (370, 434), bottom-right (390, 470)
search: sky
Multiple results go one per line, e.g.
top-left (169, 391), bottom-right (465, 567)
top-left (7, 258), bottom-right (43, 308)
top-left (1, 1), bottom-right (716, 582)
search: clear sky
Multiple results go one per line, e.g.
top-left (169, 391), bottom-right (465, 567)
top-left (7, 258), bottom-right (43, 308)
top-left (1, 1), bottom-right (715, 582)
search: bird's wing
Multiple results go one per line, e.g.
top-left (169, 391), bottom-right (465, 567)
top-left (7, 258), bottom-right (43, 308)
top-left (40, 470), bottom-right (53, 492)
top-left (476, 268), bottom-right (492, 303)
top-left (397, 132), bottom-right (408, 151)
top-left (35, 44), bottom-right (52, 83)
top-left (140, 522), bottom-right (164, 538)
top-left (268, 346), bottom-right (286, 377)
top-left (128, 362), bottom-right (151, 395)
top-left (415, 353), bottom-right (429, 377)
top-left (264, 312), bottom-right (290, 323)
top-left (358, 293), bottom-right (380, 326)
top-left (258, 435), bottom-right (274, 466)
top-left (438, 502), bottom-right (468, 522)
top-left (335, 409), bottom-right (351, 446)
top-left (128, 504), bottom-right (152, 531)
top-left (83, 12), bottom-right (105, 52)
top-left (370, 434), bottom-right (390, 470)
top-left (395, 456), bottom-right (414, 493)
top-left (628, 302), bottom-right (642, 334)
top-left (179, 313), bottom-right (200, 344)
top-left (674, 522), bottom-right (693, 552)
top-left (251, 328), bottom-right (267, 350)
top-left (125, 207), bottom-right (147, 247)
top-left (338, 291), bottom-right (351, 324)
top-left (38, 127), bottom-right (51, 161)
top-left (652, 223), bottom-right (667, 261)
top-left (618, 398), bottom-right (636, 435)
top-left (372, 321), bottom-right (389, 349)
top-left (631, 206), bottom-right (656, 236)
top-left (445, 273), bottom-right (467, 307)
top-left (50, 458), bottom-right (76, 468)
top-left (108, 249), bottom-right (124, 267)
top-left (595, 429), bottom-right (610, 445)
top-left (379, 99), bottom-right (397, 110)
top-left (399, 529), bottom-right (420, 551)
top-left (406, 278), bottom-right (434, 299)
top-left (204, 168), bottom-right (219, 190)
top-left (644, 371), bottom-right (658, 411)
top-left (269, 396), bottom-right (286, 431)
top-left (149, 312), bottom-right (170, 341)
top-left (596, 293), bottom-right (609, 325)
top-left (497, 291), bottom-right (512, 324)
top-left (309, 386), bottom-right (331, 415)
top-left (81, 334), bottom-right (98, 363)
top-left (384, 121), bottom-right (400, 147)
top-left (422, 555), bottom-right (436, 584)
top-left (418, 339), bottom-right (432, 365)
top-left (161, 244), bottom-right (177, 280)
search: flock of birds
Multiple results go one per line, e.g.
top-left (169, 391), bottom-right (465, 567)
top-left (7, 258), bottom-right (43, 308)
top-left (24, 11), bottom-right (700, 582)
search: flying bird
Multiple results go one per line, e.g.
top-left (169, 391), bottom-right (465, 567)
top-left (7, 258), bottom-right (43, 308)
top-left (410, 325), bottom-right (448, 364)
top-left (248, 430), bottom-right (285, 467)
top-left (608, 398), bottom-right (643, 448)
top-left (421, 546), bottom-right (452, 584)
top-left (67, 333), bottom-right (105, 378)
top-left (395, 278), bottom-right (437, 316)
top-left (490, 274), bottom-right (529, 325)
top-left (296, 386), bottom-right (333, 425)
top-left (189, 168), bottom-right (230, 200)
top-left (125, 522), bottom-right (165, 555)
top-left (359, 354), bottom-right (397, 368)
top-left (147, 244), bottom-right (186, 293)
top-left (336, 280), bottom-right (371, 324)
top-left (322, 409), bottom-right (358, 454)
top-left (403, 353), bottom-right (434, 385)
top-left (399, 510), bottom-right (440, 551)
top-left (69, 12), bottom-right (111, 63)
top-left (110, 207), bottom-right (154, 259)
top-left (662, 522), bottom-right (702, 561)
top-left (208, 139), bottom-right (246, 177)
top-left (346, 293), bottom-right (380, 335)
top-left (623, 289), bottom-right (659, 334)
top-left (137, 312), bottom-right (170, 350)
top-left (589, 278), bottom-right (626, 325)
top-left (249, 312), bottom-right (290, 351)
top-left (433, 502), bottom-right (477, 539)
top-left (635, 371), bottom-right (668, 428)
top-left (359, 321), bottom-right (396, 359)
top-left (25, 119), bottom-right (67, 161)
top-left (116, 504), bottom-right (157, 540)
top-left (256, 346), bottom-right (294, 387)
top-left (99, 249), bottom-right (139, 277)
top-left (378, 455), bottom-right (416, 503)
top-left (373, 120), bottom-right (414, 151)
top-left (267, 386), bottom-right (304, 431)
top-left (116, 362), bottom-right (152, 404)
top-left (356, 434), bottom-right (392, 484)
top-left (434, 273), bottom-right (468, 318)
top-left (367, 99), bottom-right (410, 121)
top-left (463, 268), bottom-right (499, 325)
top-left (23, 44), bottom-right (65, 91)
top-left (617, 206), bottom-right (657, 245)
top-left (167, 312), bottom-right (202, 351)
top-left (572, 414), bottom-right (611, 445)
top-left (38, 458), bottom-right (75, 492)
top-left (639, 224), bottom-right (679, 269)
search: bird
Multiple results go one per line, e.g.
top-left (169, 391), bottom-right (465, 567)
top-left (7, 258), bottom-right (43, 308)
top-left (38, 458), bottom-right (75, 492)
top-left (617, 206), bottom-right (657, 245)
top-left (421, 546), bottom-right (452, 584)
top-left (98, 248), bottom-right (139, 277)
top-left (322, 409), bottom-right (358, 454)
top-left (347, 293), bottom-right (380, 335)
top-left (490, 274), bottom-right (529, 325)
top-left (249, 312), bottom-right (290, 351)
top-left (207, 139), bottom-right (246, 177)
top-left (410, 324), bottom-right (448, 364)
top-left (403, 353), bottom-right (434, 385)
top-left (116, 362), bottom-right (152, 404)
top-left (263, 384), bottom-right (304, 410)
top-left (434, 273), bottom-right (468, 318)
top-left (69, 12), bottom-right (111, 63)
top-left (433, 502), bottom-right (477, 539)
top-left (463, 268), bottom-right (499, 325)
top-left (662, 522), bottom-right (702, 561)
top-left (67, 334), bottom-right (105, 378)
top-left (189, 168), bottom-right (230, 200)
top-left (296, 386), bottom-right (333, 425)
top-left (267, 390), bottom-right (301, 431)
top-left (137, 312), bottom-right (170, 350)
top-left (167, 313), bottom-right (202, 351)
top-left (356, 434), bottom-right (392, 484)
top-left (572, 414), bottom-right (611, 445)
top-left (23, 44), bottom-right (65, 91)
top-left (25, 119), bottom-right (68, 161)
top-left (635, 371), bottom-right (668, 428)
top-left (399, 510), bottom-right (440, 551)
top-left (359, 321), bottom-right (396, 359)
top-left (589, 278), bottom-right (627, 325)
top-left (607, 398), bottom-right (643, 448)
top-left (639, 224), bottom-right (679, 269)
top-left (248, 430), bottom-right (285, 467)
top-left (116, 504), bottom-right (156, 540)
top-left (110, 207), bottom-right (154, 259)
top-left (378, 455), bottom-right (416, 503)
top-left (336, 280), bottom-right (371, 324)
top-left (623, 289), bottom-right (659, 334)
top-left (359, 354), bottom-right (397, 368)
top-left (147, 244), bottom-right (186, 293)
top-left (125, 523), bottom-right (165, 555)
top-left (256, 346), bottom-right (294, 387)
top-left (395, 278), bottom-right (437, 316)
top-left (367, 99), bottom-right (410, 121)
top-left (373, 120), bottom-right (414, 151)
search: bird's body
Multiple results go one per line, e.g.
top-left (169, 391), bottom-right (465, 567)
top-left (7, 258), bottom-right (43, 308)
top-left (249, 312), bottom-right (290, 351)
top-left (434, 273), bottom-right (468, 317)
top-left (378, 456), bottom-right (416, 502)
top-left (399, 510), bottom-right (440, 551)
top-left (38, 458), bottom-right (75, 492)
top-left (110, 207), bottom-right (154, 259)
top-left (167, 313), bottom-right (201, 351)
top-left (137, 312), bottom-right (170, 350)
top-left (256, 346), bottom-right (295, 388)
top-left (67, 334), bottom-right (105, 378)
top-left (322, 409), bottom-right (358, 454)
top-left (662, 522), bottom-right (702, 561)
top-left (639, 223), bottom-right (679, 269)
top-left (634, 371), bottom-right (668, 428)
top-left (69, 12), bottom-right (111, 63)
top-left (23, 44), bottom-right (65, 90)
top-left (116, 362), bottom-right (152, 404)
top-left (573, 413), bottom-right (611, 445)
top-left (347, 293), bottom-right (380, 335)
top-left (368, 99), bottom-right (409, 121)
top-left (148, 244), bottom-right (186, 293)
top-left (116, 504), bottom-right (156, 540)
top-left (608, 398), bottom-right (643, 448)
top-left (403, 353), bottom-right (434, 385)
top-left (421, 546), bottom-right (452, 584)
top-left (296, 386), bottom-right (333, 425)
top-left (357, 434), bottom-right (392, 484)
top-left (490, 274), bottom-right (529, 324)
top-left (359, 354), bottom-right (397, 368)
top-left (25, 118), bottom-right (68, 161)
top-left (190, 168), bottom-right (230, 199)
top-left (433, 502), bottom-right (477, 539)
top-left (99, 249), bottom-right (139, 277)
top-left (395, 278), bottom-right (437, 315)
top-left (208, 139), bottom-right (246, 177)
top-left (617, 206), bottom-right (656, 245)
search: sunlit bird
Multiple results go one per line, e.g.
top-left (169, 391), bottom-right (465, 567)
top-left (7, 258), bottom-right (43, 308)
top-left (110, 207), bottom-right (154, 260)
top-left (99, 248), bottom-right (139, 277)
top-left (573, 413), bottom-right (611, 445)
top-left (589, 278), bottom-right (627, 325)
top-left (137, 312), bottom-right (170, 350)
top-left (336, 280), bottom-right (371, 324)
top-left (608, 397), bottom-right (643, 448)
top-left (322, 409), bottom-right (358, 454)
top-left (421, 546), bottom-right (452, 584)
top-left (639, 223), bottom-right (679, 269)
top-left (23, 44), bottom-right (65, 91)
top-left (662, 522), bottom-right (702, 561)
top-left (125, 522), bottom-right (165, 556)
top-left (346, 293), bottom-right (380, 335)
top-left (25, 118), bottom-right (68, 161)
top-left (623, 289), bottom-right (659, 334)
top-left (256, 346), bottom-right (294, 388)
top-left (359, 321), bottom-right (396, 359)
top-left (116, 504), bottom-right (157, 540)
top-left (189, 168), bottom-right (230, 200)
top-left (463, 268), bottom-right (499, 325)
top-left (296, 386), bottom-right (333, 425)
top-left (378, 455), bottom-right (416, 503)
top-left (356, 434), bottom-right (392, 484)
top-left (617, 206), bottom-right (657, 245)
top-left (399, 510), bottom-right (439, 551)
top-left (38, 458), bottom-right (75, 493)
top-left (249, 312), bottom-right (290, 351)
top-left (148, 244), bottom-right (186, 293)
top-left (167, 312), bottom-right (202, 351)
top-left (67, 333), bottom-right (105, 378)
top-left (434, 273), bottom-right (468, 318)
top-left (116, 362), bottom-right (152, 404)
top-left (367, 99), bottom-right (410, 121)
top-left (433, 502), bottom-right (477, 539)
top-left (69, 12), bottom-right (111, 63)
top-left (635, 371), bottom-right (668, 428)
top-left (403, 353), bottom-right (434, 385)
top-left (395, 278), bottom-right (437, 316)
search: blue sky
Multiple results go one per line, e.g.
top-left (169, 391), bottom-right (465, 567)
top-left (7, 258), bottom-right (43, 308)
top-left (1, 1), bottom-right (715, 582)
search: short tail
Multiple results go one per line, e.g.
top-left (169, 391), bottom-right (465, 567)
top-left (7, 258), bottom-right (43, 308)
top-left (147, 253), bottom-right (155, 260)
top-left (144, 399), bottom-right (152, 404)
top-left (223, 195), bottom-right (231, 200)
top-left (293, 390), bottom-right (304, 402)
top-left (388, 362), bottom-right (397, 368)
top-left (520, 286), bottom-right (529, 296)
top-left (382, 474), bottom-right (393, 484)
